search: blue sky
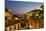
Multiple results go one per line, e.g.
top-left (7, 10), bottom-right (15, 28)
top-left (5, 0), bottom-right (43, 16)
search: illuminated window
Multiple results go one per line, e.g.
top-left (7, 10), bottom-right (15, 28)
top-left (36, 14), bottom-right (39, 16)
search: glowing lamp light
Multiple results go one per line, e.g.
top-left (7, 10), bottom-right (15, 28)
top-left (36, 14), bottom-right (38, 16)
top-left (29, 24), bottom-right (32, 28)
top-left (30, 26), bottom-right (32, 29)
top-left (15, 17), bottom-right (19, 20)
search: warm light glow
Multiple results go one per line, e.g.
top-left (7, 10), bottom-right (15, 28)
top-left (15, 17), bottom-right (19, 20)
top-left (36, 14), bottom-right (39, 16)
top-left (29, 24), bottom-right (32, 28)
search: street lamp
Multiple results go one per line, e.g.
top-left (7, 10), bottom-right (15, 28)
top-left (15, 17), bottom-right (19, 20)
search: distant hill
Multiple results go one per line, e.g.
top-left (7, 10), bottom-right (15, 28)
top-left (23, 5), bottom-right (44, 22)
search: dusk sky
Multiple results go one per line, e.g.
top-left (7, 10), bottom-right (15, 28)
top-left (5, 0), bottom-right (43, 16)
